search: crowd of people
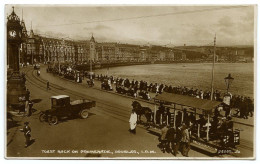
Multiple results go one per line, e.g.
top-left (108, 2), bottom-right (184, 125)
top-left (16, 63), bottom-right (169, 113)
top-left (159, 123), bottom-right (190, 156)
top-left (153, 103), bottom-right (236, 156)
top-left (95, 74), bottom-right (254, 119)
top-left (47, 64), bottom-right (254, 120)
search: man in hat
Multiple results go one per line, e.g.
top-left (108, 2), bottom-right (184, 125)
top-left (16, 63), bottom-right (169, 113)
top-left (20, 122), bottom-right (32, 148)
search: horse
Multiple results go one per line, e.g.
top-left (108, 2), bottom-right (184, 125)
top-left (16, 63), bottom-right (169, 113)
top-left (132, 101), bottom-right (153, 125)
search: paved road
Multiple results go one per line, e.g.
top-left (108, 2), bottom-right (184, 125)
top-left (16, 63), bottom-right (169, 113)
top-left (6, 66), bottom-right (254, 158)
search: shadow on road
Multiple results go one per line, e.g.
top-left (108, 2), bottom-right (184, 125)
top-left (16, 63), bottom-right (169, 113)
top-left (7, 120), bottom-right (21, 130)
top-left (31, 99), bottom-right (42, 104)
top-left (26, 139), bottom-right (36, 148)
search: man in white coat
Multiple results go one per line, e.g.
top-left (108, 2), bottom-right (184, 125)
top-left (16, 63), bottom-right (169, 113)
top-left (129, 109), bottom-right (137, 134)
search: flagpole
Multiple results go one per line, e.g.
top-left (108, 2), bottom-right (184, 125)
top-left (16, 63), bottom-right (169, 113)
top-left (90, 59), bottom-right (92, 79)
top-left (210, 34), bottom-right (216, 101)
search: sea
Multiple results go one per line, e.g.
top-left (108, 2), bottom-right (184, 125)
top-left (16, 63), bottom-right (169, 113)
top-left (94, 63), bottom-right (254, 98)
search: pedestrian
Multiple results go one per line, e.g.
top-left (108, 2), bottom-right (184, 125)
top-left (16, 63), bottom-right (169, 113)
top-left (129, 109), bottom-right (137, 134)
top-left (24, 100), bottom-right (29, 116)
top-left (25, 89), bottom-right (30, 101)
top-left (166, 125), bottom-right (176, 155)
top-left (160, 124), bottom-right (168, 153)
top-left (180, 124), bottom-right (190, 157)
top-left (46, 81), bottom-right (50, 90)
top-left (20, 122), bottom-right (32, 148)
top-left (28, 100), bottom-right (33, 117)
top-left (173, 126), bottom-right (182, 156)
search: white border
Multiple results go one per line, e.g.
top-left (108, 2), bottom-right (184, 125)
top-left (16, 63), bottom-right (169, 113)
top-left (0, 0), bottom-right (259, 164)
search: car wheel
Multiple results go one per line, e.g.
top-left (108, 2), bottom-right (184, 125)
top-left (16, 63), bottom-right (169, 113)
top-left (39, 113), bottom-right (47, 122)
top-left (80, 109), bottom-right (89, 119)
top-left (48, 116), bottom-right (58, 125)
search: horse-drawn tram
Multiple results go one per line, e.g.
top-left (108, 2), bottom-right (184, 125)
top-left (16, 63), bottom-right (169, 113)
top-left (141, 93), bottom-right (240, 156)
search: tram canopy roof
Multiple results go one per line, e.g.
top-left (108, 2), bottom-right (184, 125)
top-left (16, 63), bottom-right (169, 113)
top-left (155, 93), bottom-right (222, 111)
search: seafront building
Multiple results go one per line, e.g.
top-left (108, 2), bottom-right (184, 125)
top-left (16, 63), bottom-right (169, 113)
top-left (20, 29), bottom-right (178, 65)
top-left (17, 12), bottom-right (253, 65)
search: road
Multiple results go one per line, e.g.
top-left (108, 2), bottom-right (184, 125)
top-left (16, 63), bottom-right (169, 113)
top-left (6, 66), bottom-right (254, 158)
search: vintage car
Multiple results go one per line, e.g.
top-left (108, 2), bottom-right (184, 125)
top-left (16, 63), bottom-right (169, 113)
top-left (39, 95), bottom-right (96, 125)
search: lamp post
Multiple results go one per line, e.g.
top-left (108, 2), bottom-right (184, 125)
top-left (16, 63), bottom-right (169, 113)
top-left (224, 73), bottom-right (234, 93)
top-left (106, 55), bottom-right (109, 76)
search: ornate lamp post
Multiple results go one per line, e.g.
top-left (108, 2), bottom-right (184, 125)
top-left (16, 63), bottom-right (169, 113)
top-left (224, 73), bottom-right (234, 93)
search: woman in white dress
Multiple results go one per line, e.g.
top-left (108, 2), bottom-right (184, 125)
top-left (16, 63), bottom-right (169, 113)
top-left (129, 109), bottom-right (137, 134)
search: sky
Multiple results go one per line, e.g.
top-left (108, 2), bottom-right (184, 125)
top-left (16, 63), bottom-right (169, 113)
top-left (5, 5), bottom-right (255, 46)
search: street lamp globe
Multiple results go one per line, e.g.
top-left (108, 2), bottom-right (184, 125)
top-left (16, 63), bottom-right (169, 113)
top-left (224, 73), bottom-right (234, 93)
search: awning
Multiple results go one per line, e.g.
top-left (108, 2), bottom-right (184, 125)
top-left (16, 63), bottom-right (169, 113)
top-left (155, 93), bottom-right (222, 111)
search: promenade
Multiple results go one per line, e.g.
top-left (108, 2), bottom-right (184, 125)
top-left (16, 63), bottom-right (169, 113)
top-left (6, 66), bottom-right (253, 158)
top-left (7, 66), bottom-right (209, 158)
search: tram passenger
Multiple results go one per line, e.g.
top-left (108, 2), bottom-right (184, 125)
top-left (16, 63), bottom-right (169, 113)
top-left (226, 116), bottom-right (233, 131)
top-left (223, 104), bottom-right (231, 118)
top-left (183, 109), bottom-right (189, 126)
top-left (188, 112), bottom-right (196, 126)
top-left (226, 116), bottom-right (234, 147)
top-left (176, 111), bottom-right (182, 129)
top-left (218, 117), bottom-right (228, 133)
top-left (218, 117), bottom-right (234, 146)
top-left (197, 114), bottom-right (206, 128)
top-left (162, 109), bottom-right (168, 125)
top-left (214, 106), bottom-right (222, 117)
top-left (210, 116), bottom-right (220, 135)
top-left (156, 103), bottom-right (165, 124)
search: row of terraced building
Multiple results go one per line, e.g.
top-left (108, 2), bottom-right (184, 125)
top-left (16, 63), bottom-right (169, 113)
top-left (19, 19), bottom-right (177, 65)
